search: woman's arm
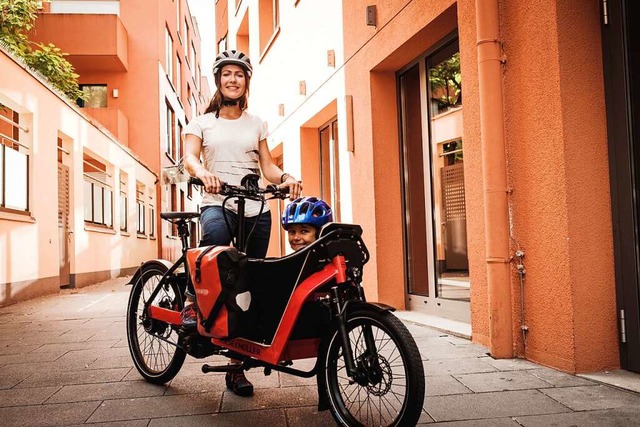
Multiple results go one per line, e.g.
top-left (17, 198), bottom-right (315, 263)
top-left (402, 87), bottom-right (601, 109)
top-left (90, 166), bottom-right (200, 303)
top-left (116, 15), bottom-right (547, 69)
top-left (257, 139), bottom-right (302, 200)
top-left (184, 134), bottom-right (222, 194)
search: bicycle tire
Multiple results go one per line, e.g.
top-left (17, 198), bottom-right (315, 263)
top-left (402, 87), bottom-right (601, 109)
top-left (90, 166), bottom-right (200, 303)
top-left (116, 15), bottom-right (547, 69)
top-left (126, 263), bottom-right (186, 384)
top-left (320, 308), bottom-right (425, 426)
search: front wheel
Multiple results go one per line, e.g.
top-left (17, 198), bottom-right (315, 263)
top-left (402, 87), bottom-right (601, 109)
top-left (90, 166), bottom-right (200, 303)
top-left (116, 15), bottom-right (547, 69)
top-left (320, 308), bottom-right (425, 426)
top-left (126, 263), bottom-right (186, 384)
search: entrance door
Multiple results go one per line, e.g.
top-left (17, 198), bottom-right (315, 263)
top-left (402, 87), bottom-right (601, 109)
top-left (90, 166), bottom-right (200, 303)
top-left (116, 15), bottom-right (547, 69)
top-left (399, 35), bottom-right (470, 323)
top-left (602, 0), bottom-right (640, 372)
top-left (58, 162), bottom-right (71, 287)
top-left (320, 118), bottom-right (341, 221)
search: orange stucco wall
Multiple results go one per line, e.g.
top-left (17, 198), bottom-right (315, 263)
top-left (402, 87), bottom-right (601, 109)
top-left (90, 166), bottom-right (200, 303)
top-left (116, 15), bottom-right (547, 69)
top-left (500, 0), bottom-right (617, 372)
top-left (31, 14), bottom-right (128, 71)
top-left (342, 0), bottom-right (617, 373)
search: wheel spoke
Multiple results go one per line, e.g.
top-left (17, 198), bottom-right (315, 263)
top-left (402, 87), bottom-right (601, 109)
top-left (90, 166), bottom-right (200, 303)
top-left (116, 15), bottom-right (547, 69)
top-left (127, 267), bottom-right (185, 383)
top-left (325, 312), bottom-right (424, 426)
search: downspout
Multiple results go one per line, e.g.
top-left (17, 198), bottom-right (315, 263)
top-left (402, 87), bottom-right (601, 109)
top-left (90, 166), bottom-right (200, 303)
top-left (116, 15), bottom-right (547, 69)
top-left (475, 0), bottom-right (513, 357)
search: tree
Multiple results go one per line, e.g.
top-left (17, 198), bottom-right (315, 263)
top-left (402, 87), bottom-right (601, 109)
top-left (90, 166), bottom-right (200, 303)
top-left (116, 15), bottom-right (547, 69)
top-left (0, 0), bottom-right (84, 100)
top-left (429, 52), bottom-right (462, 111)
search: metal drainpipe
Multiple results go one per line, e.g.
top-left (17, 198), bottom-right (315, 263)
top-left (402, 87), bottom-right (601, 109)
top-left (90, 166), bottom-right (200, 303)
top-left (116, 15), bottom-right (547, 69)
top-left (475, 0), bottom-right (513, 358)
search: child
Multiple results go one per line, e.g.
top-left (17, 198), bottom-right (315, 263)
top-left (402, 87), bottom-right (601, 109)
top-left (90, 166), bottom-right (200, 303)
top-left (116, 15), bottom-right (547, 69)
top-left (281, 197), bottom-right (333, 250)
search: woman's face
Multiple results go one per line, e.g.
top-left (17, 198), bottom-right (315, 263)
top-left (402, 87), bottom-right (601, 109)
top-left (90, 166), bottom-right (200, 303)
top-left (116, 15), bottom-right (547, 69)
top-left (219, 64), bottom-right (246, 100)
top-left (287, 224), bottom-right (317, 251)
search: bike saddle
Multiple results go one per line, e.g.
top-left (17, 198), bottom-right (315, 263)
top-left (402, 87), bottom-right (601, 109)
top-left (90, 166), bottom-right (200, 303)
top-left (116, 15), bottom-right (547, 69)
top-left (160, 212), bottom-right (201, 221)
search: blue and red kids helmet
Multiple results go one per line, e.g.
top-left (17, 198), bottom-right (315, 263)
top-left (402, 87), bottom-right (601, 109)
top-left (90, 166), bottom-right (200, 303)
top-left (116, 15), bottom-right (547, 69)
top-left (282, 197), bottom-right (333, 230)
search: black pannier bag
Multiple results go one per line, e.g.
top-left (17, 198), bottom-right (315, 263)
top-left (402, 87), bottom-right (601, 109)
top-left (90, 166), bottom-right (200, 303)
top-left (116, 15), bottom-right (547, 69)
top-left (186, 245), bottom-right (252, 339)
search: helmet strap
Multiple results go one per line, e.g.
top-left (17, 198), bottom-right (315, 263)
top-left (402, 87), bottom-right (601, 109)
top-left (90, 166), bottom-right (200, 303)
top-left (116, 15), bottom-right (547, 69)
top-left (221, 98), bottom-right (239, 107)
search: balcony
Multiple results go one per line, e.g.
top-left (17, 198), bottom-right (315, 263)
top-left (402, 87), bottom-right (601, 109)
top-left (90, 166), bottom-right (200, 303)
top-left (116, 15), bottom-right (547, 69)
top-left (31, 13), bottom-right (128, 72)
top-left (82, 107), bottom-right (129, 147)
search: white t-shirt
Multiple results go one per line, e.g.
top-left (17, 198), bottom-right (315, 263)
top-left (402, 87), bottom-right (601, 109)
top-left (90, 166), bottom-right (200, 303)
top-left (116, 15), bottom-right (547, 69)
top-left (183, 111), bottom-right (270, 217)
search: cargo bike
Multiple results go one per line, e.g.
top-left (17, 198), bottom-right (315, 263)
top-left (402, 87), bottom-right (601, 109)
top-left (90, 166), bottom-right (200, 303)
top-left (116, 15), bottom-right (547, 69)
top-left (126, 174), bottom-right (425, 426)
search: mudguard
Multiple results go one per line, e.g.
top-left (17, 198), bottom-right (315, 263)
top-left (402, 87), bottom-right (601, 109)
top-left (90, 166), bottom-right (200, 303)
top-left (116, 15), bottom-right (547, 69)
top-left (315, 300), bottom-right (396, 411)
top-left (127, 259), bottom-right (174, 286)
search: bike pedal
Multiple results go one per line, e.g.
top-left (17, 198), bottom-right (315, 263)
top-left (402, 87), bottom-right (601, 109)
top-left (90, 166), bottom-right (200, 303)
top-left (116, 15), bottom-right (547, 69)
top-left (202, 363), bottom-right (243, 373)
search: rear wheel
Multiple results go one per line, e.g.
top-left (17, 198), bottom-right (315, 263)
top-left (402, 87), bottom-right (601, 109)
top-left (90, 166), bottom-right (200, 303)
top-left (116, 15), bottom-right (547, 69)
top-left (320, 308), bottom-right (425, 426)
top-left (126, 263), bottom-right (186, 384)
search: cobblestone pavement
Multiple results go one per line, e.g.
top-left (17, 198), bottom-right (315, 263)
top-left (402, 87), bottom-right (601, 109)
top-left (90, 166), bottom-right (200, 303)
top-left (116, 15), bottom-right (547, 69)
top-left (1, 277), bottom-right (640, 426)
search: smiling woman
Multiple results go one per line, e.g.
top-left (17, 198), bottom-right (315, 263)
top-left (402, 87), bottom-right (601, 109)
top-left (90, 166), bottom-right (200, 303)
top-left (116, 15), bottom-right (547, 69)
top-left (179, 48), bottom-right (303, 397)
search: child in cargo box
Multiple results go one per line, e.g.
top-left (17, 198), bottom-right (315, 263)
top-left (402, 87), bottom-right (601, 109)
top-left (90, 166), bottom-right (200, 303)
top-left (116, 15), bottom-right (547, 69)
top-left (282, 197), bottom-right (333, 250)
top-left (181, 50), bottom-right (302, 398)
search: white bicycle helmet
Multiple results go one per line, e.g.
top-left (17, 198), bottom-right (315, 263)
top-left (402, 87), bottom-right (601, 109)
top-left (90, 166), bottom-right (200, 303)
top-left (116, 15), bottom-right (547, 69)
top-left (212, 50), bottom-right (253, 78)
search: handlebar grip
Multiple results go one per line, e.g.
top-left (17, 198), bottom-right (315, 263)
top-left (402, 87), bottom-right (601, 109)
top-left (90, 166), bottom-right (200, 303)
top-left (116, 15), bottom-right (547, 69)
top-left (188, 177), bottom-right (205, 187)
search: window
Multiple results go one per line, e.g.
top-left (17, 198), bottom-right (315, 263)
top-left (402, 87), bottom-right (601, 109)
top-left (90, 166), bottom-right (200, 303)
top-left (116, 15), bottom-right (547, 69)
top-left (178, 122), bottom-right (183, 160)
top-left (197, 65), bottom-right (201, 90)
top-left (170, 184), bottom-right (178, 236)
top-left (165, 100), bottom-right (176, 159)
top-left (184, 18), bottom-right (190, 52)
top-left (77, 85), bottom-right (107, 108)
top-left (218, 34), bottom-right (228, 53)
top-left (176, 0), bottom-right (181, 41)
top-left (83, 154), bottom-right (113, 227)
top-left (190, 43), bottom-right (196, 79)
top-left (0, 105), bottom-right (28, 212)
top-left (119, 171), bottom-right (128, 231)
top-left (165, 27), bottom-right (173, 81)
top-left (136, 182), bottom-right (145, 235)
top-left (259, 0), bottom-right (279, 54)
top-left (320, 119), bottom-right (340, 221)
top-left (149, 188), bottom-right (155, 237)
top-left (176, 55), bottom-right (181, 98)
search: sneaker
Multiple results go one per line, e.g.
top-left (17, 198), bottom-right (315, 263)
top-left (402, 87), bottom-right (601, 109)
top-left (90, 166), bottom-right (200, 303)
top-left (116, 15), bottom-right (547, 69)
top-left (181, 304), bottom-right (197, 328)
top-left (225, 370), bottom-right (254, 397)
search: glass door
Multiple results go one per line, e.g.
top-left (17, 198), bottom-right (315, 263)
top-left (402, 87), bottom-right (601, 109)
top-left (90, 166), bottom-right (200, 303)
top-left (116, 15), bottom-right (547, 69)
top-left (399, 35), bottom-right (470, 323)
top-left (320, 118), bottom-right (341, 221)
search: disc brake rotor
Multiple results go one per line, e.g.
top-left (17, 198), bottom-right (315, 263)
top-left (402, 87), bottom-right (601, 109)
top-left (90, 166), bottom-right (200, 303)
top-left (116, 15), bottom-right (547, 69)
top-left (366, 356), bottom-right (392, 396)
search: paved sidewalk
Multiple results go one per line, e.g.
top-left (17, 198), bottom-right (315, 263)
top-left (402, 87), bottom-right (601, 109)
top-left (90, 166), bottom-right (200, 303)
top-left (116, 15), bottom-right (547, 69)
top-left (1, 278), bottom-right (640, 426)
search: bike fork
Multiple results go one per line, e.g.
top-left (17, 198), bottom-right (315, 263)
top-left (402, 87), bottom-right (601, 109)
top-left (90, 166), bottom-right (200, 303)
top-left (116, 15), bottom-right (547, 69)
top-left (331, 285), bottom-right (381, 383)
top-left (331, 286), bottom-right (359, 377)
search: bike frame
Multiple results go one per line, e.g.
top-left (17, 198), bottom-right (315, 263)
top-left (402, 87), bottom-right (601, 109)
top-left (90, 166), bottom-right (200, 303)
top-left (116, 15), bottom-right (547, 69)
top-left (141, 177), bottom-right (375, 379)
top-left (147, 254), bottom-right (350, 365)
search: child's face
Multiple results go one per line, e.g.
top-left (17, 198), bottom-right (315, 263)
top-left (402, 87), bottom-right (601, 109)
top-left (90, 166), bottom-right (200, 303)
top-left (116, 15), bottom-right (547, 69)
top-left (287, 224), bottom-right (317, 251)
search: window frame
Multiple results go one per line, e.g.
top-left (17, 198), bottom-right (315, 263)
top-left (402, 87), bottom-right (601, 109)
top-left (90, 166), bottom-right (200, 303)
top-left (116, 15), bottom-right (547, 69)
top-left (136, 184), bottom-right (146, 235)
top-left (0, 107), bottom-right (29, 214)
top-left (83, 156), bottom-right (113, 228)
top-left (165, 26), bottom-right (174, 81)
top-left (165, 100), bottom-right (176, 160)
top-left (77, 84), bottom-right (107, 108)
top-left (119, 171), bottom-right (128, 232)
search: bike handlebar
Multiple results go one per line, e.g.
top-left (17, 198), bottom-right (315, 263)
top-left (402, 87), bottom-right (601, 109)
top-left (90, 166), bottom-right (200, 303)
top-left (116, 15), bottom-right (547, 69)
top-left (188, 176), bottom-right (290, 200)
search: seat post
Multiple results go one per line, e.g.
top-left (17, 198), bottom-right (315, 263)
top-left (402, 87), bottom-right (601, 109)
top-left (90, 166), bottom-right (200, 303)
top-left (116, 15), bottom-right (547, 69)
top-left (178, 221), bottom-right (190, 252)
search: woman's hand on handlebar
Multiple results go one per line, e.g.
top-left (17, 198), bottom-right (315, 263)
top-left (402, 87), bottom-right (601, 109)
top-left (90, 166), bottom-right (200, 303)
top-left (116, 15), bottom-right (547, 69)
top-left (280, 176), bottom-right (303, 200)
top-left (195, 169), bottom-right (222, 194)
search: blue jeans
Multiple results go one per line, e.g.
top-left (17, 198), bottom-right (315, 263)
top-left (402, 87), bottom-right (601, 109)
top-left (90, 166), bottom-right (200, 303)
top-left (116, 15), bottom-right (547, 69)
top-left (199, 205), bottom-right (272, 258)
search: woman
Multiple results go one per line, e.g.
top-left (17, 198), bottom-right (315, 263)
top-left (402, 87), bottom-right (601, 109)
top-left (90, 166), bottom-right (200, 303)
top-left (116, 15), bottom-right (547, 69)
top-left (182, 49), bottom-right (302, 397)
